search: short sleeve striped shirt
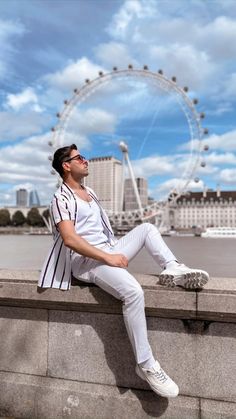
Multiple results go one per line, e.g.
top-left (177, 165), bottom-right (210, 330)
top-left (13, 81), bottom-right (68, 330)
top-left (38, 182), bottom-right (115, 290)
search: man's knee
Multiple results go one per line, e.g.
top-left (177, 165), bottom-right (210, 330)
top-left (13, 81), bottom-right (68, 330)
top-left (125, 282), bottom-right (144, 304)
top-left (142, 222), bottom-right (157, 234)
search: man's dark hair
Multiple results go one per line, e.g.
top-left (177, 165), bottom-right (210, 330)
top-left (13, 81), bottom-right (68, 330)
top-left (52, 144), bottom-right (77, 177)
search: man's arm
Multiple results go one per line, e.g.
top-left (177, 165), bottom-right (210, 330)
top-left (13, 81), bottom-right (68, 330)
top-left (58, 220), bottom-right (128, 268)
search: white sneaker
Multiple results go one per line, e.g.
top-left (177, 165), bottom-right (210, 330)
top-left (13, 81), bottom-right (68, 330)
top-left (159, 263), bottom-right (209, 289)
top-left (135, 360), bottom-right (179, 398)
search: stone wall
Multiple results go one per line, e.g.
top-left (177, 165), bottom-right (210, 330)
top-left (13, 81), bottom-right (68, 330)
top-left (0, 270), bottom-right (235, 419)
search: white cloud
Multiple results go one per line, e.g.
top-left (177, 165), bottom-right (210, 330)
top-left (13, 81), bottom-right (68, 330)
top-left (45, 57), bottom-right (104, 91)
top-left (131, 155), bottom-right (174, 178)
top-left (180, 130), bottom-right (236, 153)
top-left (105, 2), bottom-right (236, 98)
top-left (95, 42), bottom-right (137, 68)
top-left (0, 19), bottom-right (25, 78)
top-left (205, 131), bottom-right (236, 152)
top-left (206, 152), bottom-right (236, 165)
top-left (58, 107), bottom-right (117, 150)
top-left (197, 16), bottom-right (236, 61)
top-left (107, 0), bottom-right (158, 40)
top-left (222, 73), bottom-right (236, 100)
top-left (12, 182), bottom-right (36, 192)
top-left (149, 44), bottom-right (213, 90)
top-left (218, 168), bottom-right (236, 185)
top-left (5, 87), bottom-right (43, 112)
top-left (154, 177), bottom-right (203, 199)
top-left (207, 102), bottom-right (234, 116)
top-left (0, 111), bottom-right (51, 141)
top-left (68, 107), bottom-right (116, 135)
top-left (0, 132), bottom-right (57, 206)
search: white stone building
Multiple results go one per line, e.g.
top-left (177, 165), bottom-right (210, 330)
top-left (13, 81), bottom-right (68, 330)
top-left (173, 190), bottom-right (236, 229)
top-left (84, 156), bottom-right (123, 212)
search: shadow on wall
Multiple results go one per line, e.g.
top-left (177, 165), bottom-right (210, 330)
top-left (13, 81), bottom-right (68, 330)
top-left (46, 281), bottom-right (169, 417)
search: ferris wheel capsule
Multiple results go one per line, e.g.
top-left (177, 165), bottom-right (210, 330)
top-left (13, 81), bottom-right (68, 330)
top-left (48, 155), bottom-right (53, 161)
top-left (203, 128), bottom-right (209, 135)
top-left (158, 69), bottom-right (163, 74)
top-left (200, 161), bottom-right (206, 167)
top-left (51, 169), bottom-right (56, 175)
top-left (204, 144), bottom-right (209, 151)
top-left (194, 177), bottom-right (200, 183)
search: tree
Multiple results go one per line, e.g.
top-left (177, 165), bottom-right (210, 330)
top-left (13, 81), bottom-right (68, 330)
top-left (0, 209), bottom-right (11, 226)
top-left (12, 210), bottom-right (26, 226)
top-left (26, 208), bottom-right (44, 227)
top-left (42, 208), bottom-right (50, 220)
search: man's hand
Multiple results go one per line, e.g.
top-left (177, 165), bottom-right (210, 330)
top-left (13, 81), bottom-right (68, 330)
top-left (57, 220), bottom-right (129, 268)
top-left (104, 253), bottom-right (129, 268)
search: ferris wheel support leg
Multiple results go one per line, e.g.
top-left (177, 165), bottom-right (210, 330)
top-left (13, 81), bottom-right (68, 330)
top-left (121, 155), bottom-right (125, 211)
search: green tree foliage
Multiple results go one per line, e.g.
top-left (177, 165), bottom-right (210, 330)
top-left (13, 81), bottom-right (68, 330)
top-left (12, 210), bottom-right (26, 226)
top-left (42, 208), bottom-right (50, 220)
top-left (26, 208), bottom-right (44, 227)
top-left (0, 209), bottom-right (11, 226)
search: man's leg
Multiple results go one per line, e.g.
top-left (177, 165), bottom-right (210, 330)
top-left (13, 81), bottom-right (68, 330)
top-left (113, 222), bottom-right (176, 268)
top-left (113, 223), bottom-right (209, 289)
top-left (71, 255), bottom-right (179, 398)
top-left (72, 255), bottom-right (154, 364)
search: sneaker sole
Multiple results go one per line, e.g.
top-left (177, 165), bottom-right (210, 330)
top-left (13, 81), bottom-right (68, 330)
top-left (159, 271), bottom-right (209, 289)
top-left (135, 365), bottom-right (179, 398)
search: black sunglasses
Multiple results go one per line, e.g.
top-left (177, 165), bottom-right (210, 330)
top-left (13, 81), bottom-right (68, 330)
top-left (64, 154), bottom-right (86, 163)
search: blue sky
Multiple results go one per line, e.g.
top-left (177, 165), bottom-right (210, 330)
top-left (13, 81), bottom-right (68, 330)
top-left (0, 0), bottom-right (236, 206)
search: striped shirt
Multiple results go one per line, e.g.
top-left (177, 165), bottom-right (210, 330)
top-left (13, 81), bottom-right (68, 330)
top-left (38, 182), bottom-right (116, 290)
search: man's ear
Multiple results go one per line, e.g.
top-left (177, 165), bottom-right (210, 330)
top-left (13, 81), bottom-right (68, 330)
top-left (62, 162), bottom-right (70, 173)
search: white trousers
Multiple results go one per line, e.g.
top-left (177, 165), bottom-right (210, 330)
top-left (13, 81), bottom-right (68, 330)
top-left (71, 223), bottom-right (176, 364)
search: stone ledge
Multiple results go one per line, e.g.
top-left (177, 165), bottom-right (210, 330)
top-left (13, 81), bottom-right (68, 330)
top-left (0, 270), bottom-right (235, 322)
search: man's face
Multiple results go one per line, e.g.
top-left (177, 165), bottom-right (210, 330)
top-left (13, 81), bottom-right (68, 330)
top-left (63, 149), bottom-right (89, 178)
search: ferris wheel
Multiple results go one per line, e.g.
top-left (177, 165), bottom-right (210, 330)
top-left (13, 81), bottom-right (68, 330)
top-left (48, 65), bottom-right (209, 228)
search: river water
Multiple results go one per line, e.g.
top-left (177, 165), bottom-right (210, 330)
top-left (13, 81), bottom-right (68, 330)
top-left (0, 234), bottom-right (235, 278)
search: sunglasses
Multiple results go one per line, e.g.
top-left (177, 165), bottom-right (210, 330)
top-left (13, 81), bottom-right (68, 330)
top-left (64, 154), bottom-right (86, 163)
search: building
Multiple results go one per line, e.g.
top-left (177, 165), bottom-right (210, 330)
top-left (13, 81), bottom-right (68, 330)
top-left (84, 156), bottom-right (123, 212)
top-left (174, 189), bottom-right (236, 229)
top-left (124, 177), bottom-right (148, 211)
top-left (29, 190), bottom-right (40, 207)
top-left (16, 189), bottom-right (28, 207)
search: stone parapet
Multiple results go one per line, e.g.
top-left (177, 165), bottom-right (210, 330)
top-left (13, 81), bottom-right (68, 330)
top-left (0, 270), bottom-right (235, 419)
top-left (0, 270), bottom-right (236, 322)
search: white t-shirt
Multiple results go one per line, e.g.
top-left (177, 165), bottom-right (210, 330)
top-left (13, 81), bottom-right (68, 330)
top-left (74, 196), bottom-right (108, 247)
